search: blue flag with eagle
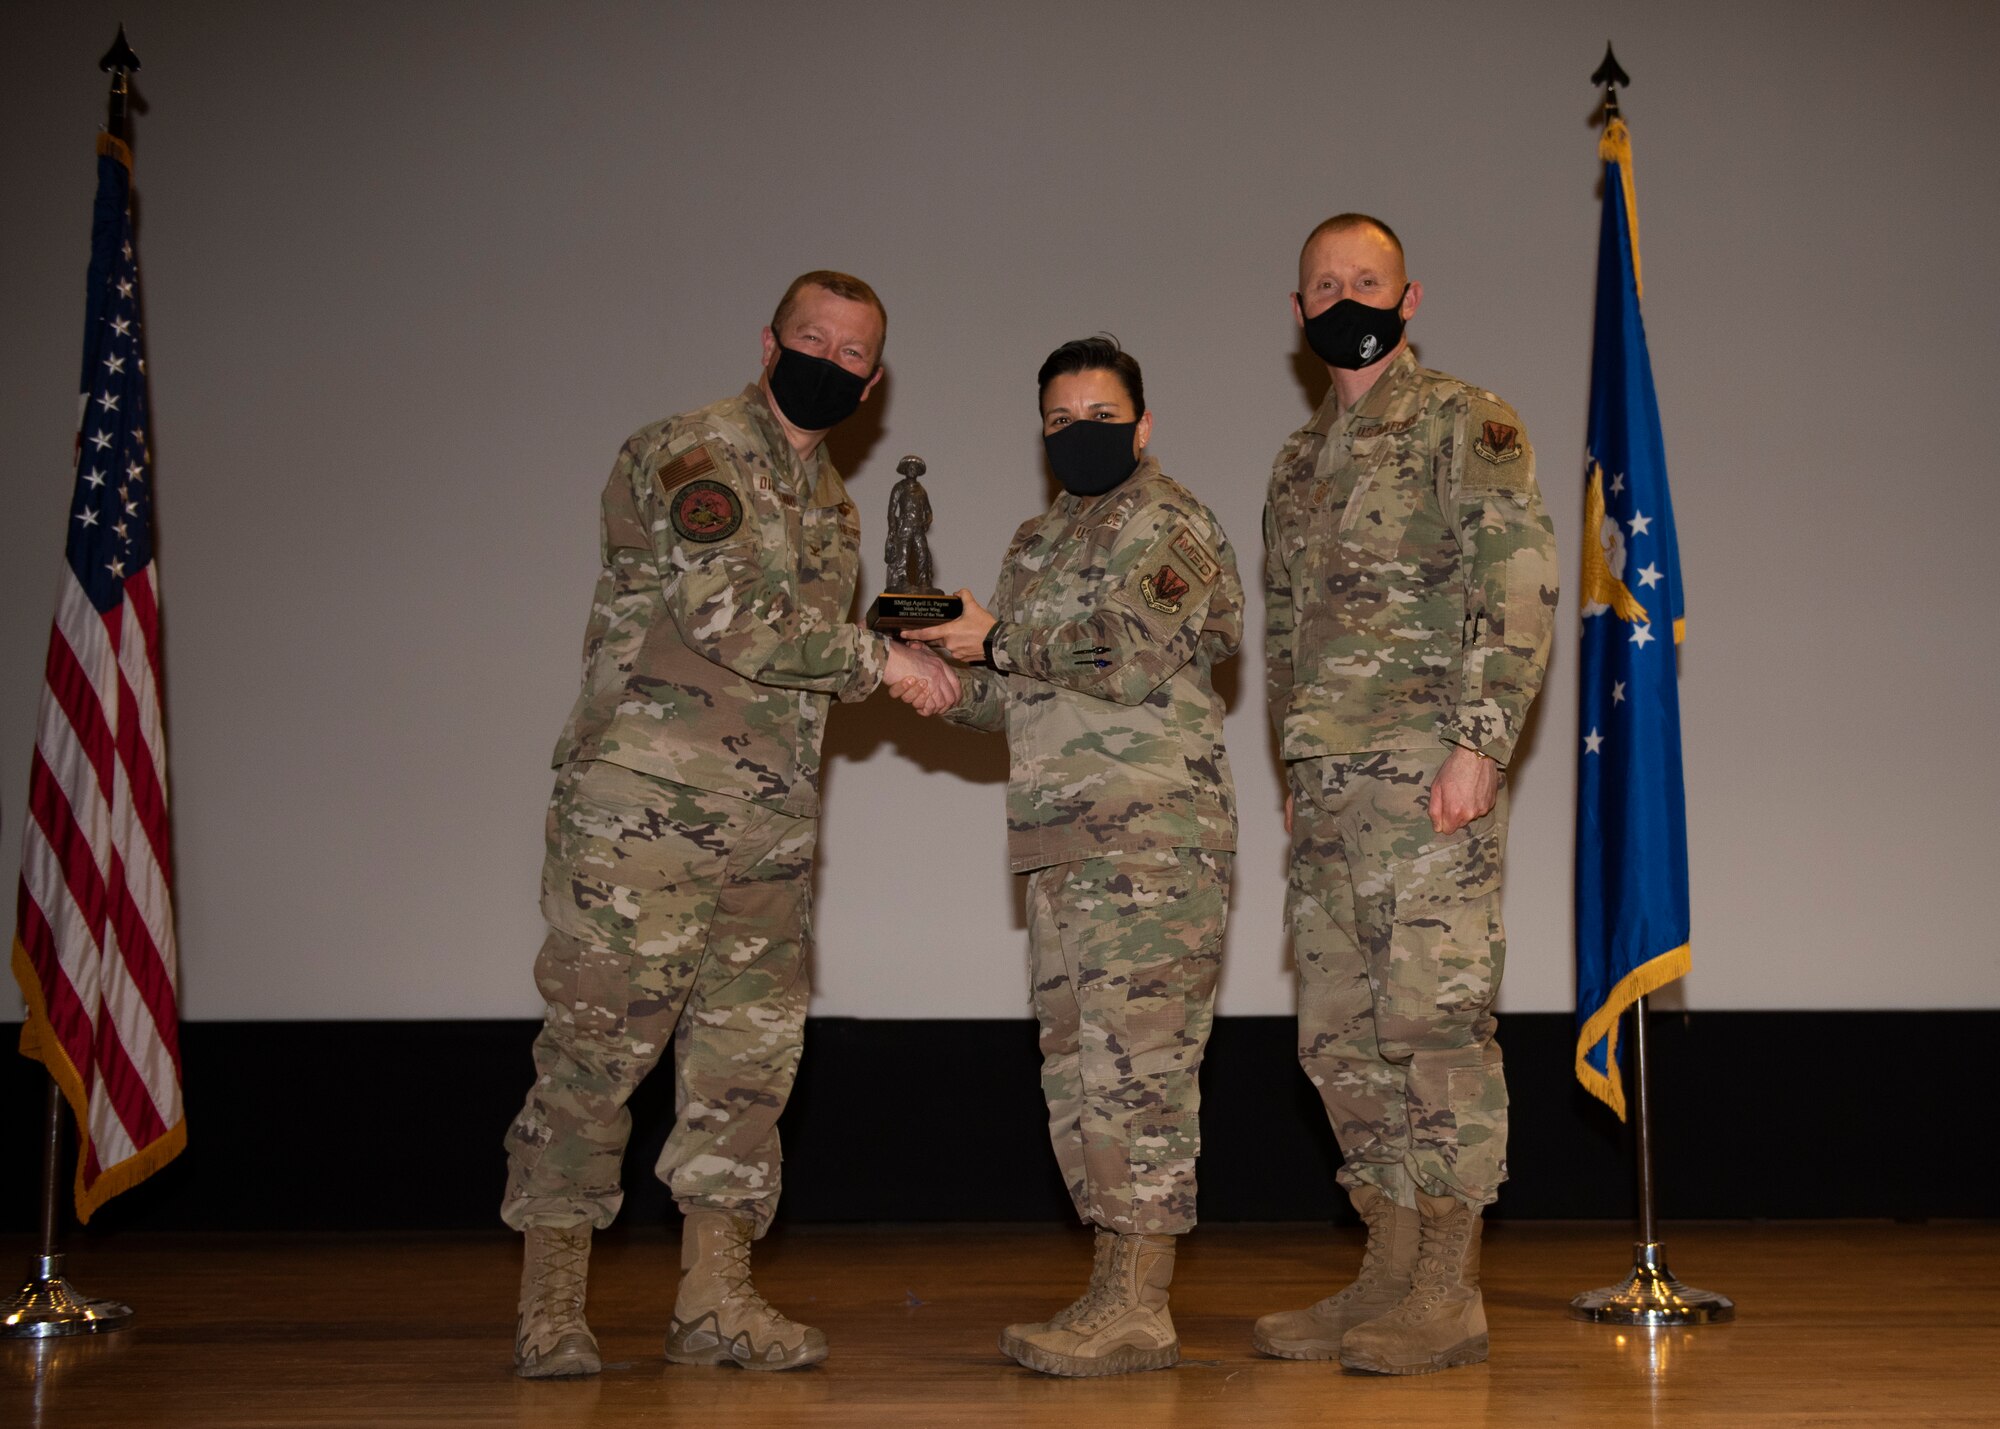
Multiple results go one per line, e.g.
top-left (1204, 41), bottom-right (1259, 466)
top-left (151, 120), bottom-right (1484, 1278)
top-left (1574, 114), bottom-right (1691, 1118)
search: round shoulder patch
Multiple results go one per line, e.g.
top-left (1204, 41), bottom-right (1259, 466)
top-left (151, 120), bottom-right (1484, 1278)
top-left (670, 478), bottom-right (743, 543)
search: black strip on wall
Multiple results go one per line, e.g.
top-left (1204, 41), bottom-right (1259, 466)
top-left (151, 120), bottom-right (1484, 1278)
top-left (1, 1011), bottom-right (1988, 1234)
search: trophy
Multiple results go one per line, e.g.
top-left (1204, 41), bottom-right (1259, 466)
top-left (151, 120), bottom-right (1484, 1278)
top-left (866, 455), bottom-right (964, 632)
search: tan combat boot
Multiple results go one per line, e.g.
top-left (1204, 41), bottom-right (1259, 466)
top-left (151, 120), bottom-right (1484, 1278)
top-left (513, 1225), bottom-right (601, 1378)
top-left (663, 1210), bottom-right (828, 1371)
top-left (1004, 1233), bottom-right (1179, 1378)
top-left (1251, 1184), bottom-right (1419, 1359)
top-left (1339, 1189), bottom-right (1489, 1374)
top-left (999, 1228), bottom-right (1116, 1358)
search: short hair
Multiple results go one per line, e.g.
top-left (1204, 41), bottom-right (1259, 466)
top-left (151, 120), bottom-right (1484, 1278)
top-left (1035, 334), bottom-right (1145, 415)
top-left (1299, 213), bottom-right (1406, 271)
top-left (770, 270), bottom-right (888, 356)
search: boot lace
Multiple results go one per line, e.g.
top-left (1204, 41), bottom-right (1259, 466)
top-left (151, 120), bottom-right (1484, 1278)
top-left (1318, 1198), bottom-right (1398, 1311)
top-left (531, 1230), bottom-right (590, 1323)
top-left (1384, 1215), bottom-right (1472, 1323)
top-left (715, 1227), bottom-right (777, 1317)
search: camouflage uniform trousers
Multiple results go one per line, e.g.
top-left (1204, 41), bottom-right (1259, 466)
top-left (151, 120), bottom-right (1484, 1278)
top-left (1286, 747), bottom-right (1510, 1209)
top-left (1026, 847), bottom-right (1230, 1236)
top-left (502, 758), bottom-right (817, 1235)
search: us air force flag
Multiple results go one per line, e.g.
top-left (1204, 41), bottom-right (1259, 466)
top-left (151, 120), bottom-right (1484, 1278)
top-left (1574, 115), bottom-right (1691, 1119)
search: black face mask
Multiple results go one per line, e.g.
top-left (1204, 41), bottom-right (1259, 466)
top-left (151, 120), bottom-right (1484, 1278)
top-left (1298, 284), bottom-right (1410, 370)
top-left (1044, 419), bottom-right (1140, 497)
top-left (767, 344), bottom-right (871, 431)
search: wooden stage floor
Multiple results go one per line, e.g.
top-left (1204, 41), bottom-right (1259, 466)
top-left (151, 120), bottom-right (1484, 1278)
top-left (4, 1221), bottom-right (1996, 1427)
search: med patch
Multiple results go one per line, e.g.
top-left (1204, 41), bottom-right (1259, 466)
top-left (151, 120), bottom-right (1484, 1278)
top-left (670, 478), bottom-right (743, 544)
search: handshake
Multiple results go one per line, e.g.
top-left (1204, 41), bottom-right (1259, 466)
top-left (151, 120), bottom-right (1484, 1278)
top-left (879, 588), bottom-right (996, 718)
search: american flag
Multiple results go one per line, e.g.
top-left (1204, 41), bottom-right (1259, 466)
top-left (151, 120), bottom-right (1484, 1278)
top-left (11, 131), bottom-right (184, 1220)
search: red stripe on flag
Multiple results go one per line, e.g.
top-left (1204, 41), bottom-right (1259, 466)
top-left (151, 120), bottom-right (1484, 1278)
top-left (43, 624), bottom-right (117, 801)
top-left (28, 751), bottom-right (109, 944)
top-left (125, 566), bottom-right (163, 679)
top-left (88, 979), bottom-right (170, 1152)
top-left (117, 669), bottom-right (174, 885)
top-left (107, 857), bottom-right (183, 1072)
top-left (14, 875), bottom-right (95, 1066)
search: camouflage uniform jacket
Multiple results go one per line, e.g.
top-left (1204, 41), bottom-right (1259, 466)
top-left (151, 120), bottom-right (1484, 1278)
top-left (552, 384), bottom-right (888, 816)
top-left (1263, 349), bottom-right (1558, 767)
top-left (945, 458), bottom-right (1242, 872)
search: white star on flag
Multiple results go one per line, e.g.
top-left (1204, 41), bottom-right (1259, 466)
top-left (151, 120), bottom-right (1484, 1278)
top-left (1628, 511), bottom-right (1653, 536)
top-left (1584, 728), bottom-right (1604, 754)
top-left (77, 509), bottom-right (99, 527)
top-left (1610, 472), bottom-right (1625, 495)
top-left (112, 317), bottom-right (131, 336)
top-left (89, 430), bottom-right (112, 450)
top-left (96, 392), bottom-right (119, 412)
top-left (1612, 681), bottom-right (1626, 703)
top-left (1630, 623), bottom-right (1655, 648)
top-left (83, 468), bottom-right (105, 488)
top-left (105, 354), bottom-right (125, 374)
top-left (1636, 563), bottom-right (1662, 588)
top-left (117, 278), bottom-right (133, 298)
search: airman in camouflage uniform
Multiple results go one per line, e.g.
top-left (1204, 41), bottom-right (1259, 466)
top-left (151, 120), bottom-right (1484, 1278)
top-left (904, 337), bottom-right (1240, 1378)
top-left (502, 272), bottom-right (959, 1380)
top-left (1253, 217), bottom-right (1557, 1375)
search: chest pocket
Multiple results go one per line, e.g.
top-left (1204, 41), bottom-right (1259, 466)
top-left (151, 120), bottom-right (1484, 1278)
top-left (1013, 520), bottom-right (1116, 625)
top-left (1337, 433), bottom-right (1425, 559)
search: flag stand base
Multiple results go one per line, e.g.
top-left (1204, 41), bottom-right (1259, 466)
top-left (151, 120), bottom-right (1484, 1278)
top-left (1570, 1240), bottom-right (1734, 1326)
top-left (0, 1254), bottom-right (133, 1339)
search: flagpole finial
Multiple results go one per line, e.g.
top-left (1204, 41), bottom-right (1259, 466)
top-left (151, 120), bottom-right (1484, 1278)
top-left (99, 24), bottom-right (141, 143)
top-left (1592, 42), bottom-right (1630, 122)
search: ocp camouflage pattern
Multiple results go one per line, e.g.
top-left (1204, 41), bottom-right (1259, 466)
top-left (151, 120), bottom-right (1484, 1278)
top-left (1028, 848), bottom-right (1230, 1234)
top-left (553, 384), bottom-right (887, 816)
top-left (1286, 748), bottom-right (1509, 1207)
top-left (947, 458), bottom-right (1243, 871)
top-left (502, 759), bottom-right (816, 1233)
top-left (1263, 350), bottom-right (1557, 766)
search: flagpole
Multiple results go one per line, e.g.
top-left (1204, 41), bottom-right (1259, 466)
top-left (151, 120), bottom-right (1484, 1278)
top-left (2, 27), bottom-right (146, 1341)
top-left (1568, 44), bottom-right (1731, 1330)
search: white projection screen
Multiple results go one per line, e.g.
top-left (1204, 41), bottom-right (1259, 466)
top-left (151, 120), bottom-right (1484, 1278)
top-left (3, 1), bottom-right (1996, 1022)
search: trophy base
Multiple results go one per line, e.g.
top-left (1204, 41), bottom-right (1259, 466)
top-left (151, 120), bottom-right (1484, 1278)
top-left (867, 592), bottom-right (963, 633)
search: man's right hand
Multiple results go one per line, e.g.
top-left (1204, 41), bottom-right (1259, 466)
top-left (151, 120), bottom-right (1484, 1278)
top-left (884, 638), bottom-right (960, 717)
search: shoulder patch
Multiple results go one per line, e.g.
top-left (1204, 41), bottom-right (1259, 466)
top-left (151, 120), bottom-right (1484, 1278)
top-left (670, 478), bottom-right (743, 544)
top-left (1140, 562), bottom-right (1192, 615)
top-left (1474, 420), bottom-right (1523, 465)
top-left (654, 440), bottom-right (721, 501)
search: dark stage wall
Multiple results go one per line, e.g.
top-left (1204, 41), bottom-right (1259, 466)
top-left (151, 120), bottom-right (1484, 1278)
top-left (2, 1013), bottom-right (1988, 1234)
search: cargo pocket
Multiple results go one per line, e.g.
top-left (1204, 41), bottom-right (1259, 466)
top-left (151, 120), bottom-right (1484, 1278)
top-left (1388, 826), bottom-right (1503, 1021)
top-left (532, 932), bottom-right (632, 1040)
top-left (1446, 1057), bottom-right (1509, 1196)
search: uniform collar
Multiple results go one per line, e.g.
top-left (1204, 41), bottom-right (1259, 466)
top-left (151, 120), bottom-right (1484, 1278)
top-left (1052, 453), bottom-right (1161, 522)
top-left (740, 382), bottom-right (842, 505)
top-left (1305, 348), bottom-right (1419, 436)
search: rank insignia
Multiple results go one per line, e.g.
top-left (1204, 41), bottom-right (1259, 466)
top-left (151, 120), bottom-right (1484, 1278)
top-left (671, 478), bottom-right (743, 543)
top-left (1140, 562), bottom-right (1191, 615)
top-left (1475, 421), bottom-right (1523, 464)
